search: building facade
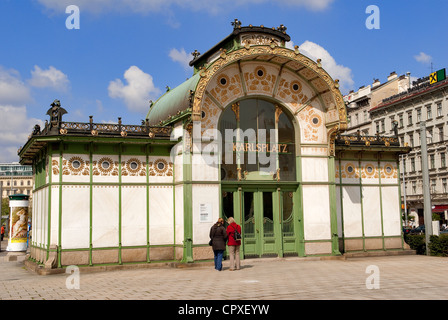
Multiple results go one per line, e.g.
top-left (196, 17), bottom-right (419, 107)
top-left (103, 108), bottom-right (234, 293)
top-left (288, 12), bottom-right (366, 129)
top-left (19, 22), bottom-right (410, 269)
top-left (370, 69), bottom-right (448, 227)
top-left (344, 72), bottom-right (411, 136)
top-left (0, 163), bottom-right (33, 198)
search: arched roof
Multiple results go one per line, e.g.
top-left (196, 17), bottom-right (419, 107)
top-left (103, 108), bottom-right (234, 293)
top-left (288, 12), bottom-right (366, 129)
top-left (146, 22), bottom-right (347, 137)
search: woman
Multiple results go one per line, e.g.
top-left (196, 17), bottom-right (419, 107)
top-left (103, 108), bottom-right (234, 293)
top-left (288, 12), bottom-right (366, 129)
top-left (226, 217), bottom-right (241, 271)
top-left (209, 218), bottom-right (227, 271)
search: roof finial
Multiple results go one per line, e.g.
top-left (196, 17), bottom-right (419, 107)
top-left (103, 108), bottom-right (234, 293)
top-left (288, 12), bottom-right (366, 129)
top-left (191, 50), bottom-right (200, 59)
top-left (231, 19), bottom-right (242, 29)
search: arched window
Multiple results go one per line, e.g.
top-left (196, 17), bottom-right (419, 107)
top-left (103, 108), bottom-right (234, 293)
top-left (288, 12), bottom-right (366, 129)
top-left (219, 98), bottom-right (296, 181)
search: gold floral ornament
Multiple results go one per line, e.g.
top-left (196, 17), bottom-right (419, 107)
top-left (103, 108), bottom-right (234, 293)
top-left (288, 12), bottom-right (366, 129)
top-left (97, 157), bottom-right (114, 175)
top-left (68, 156), bottom-right (85, 174)
top-left (126, 158), bottom-right (142, 175)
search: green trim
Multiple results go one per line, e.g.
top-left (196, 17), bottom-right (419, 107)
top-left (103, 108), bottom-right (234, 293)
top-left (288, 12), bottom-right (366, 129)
top-left (328, 157), bottom-right (341, 255)
top-left (89, 143), bottom-right (93, 266)
top-left (118, 144), bottom-right (123, 264)
top-left (358, 157), bottom-right (366, 251)
top-left (58, 143), bottom-right (63, 268)
top-left (378, 157), bottom-right (385, 250)
top-left (146, 147), bottom-right (150, 263)
top-left (46, 152), bottom-right (52, 262)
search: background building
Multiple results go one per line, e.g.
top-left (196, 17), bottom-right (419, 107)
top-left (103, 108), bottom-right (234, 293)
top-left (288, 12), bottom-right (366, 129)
top-left (370, 68), bottom-right (448, 228)
top-left (344, 72), bottom-right (411, 135)
top-left (0, 163), bottom-right (33, 232)
top-left (0, 163), bottom-right (33, 198)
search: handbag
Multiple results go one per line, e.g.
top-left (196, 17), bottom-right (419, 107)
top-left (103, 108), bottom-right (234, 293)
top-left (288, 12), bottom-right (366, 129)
top-left (233, 225), bottom-right (242, 241)
top-left (209, 239), bottom-right (213, 246)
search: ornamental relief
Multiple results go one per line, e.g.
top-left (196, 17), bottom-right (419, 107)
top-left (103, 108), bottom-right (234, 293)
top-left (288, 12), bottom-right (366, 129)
top-left (336, 162), bottom-right (360, 179)
top-left (194, 45), bottom-right (345, 128)
top-left (242, 63), bottom-right (278, 95)
top-left (59, 156), bottom-right (90, 176)
top-left (200, 95), bottom-right (221, 136)
top-left (381, 163), bottom-right (397, 179)
top-left (297, 105), bottom-right (324, 143)
top-left (148, 158), bottom-right (173, 177)
top-left (208, 67), bottom-right (243, 108)
top-left (121, 157), bottom-right (146, 177)
top-left (92, 157), bottom-right (119, 176)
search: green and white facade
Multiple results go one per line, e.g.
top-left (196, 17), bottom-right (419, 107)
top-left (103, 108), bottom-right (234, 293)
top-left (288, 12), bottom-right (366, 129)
top-left (19, 23), bottom-right (410, 268)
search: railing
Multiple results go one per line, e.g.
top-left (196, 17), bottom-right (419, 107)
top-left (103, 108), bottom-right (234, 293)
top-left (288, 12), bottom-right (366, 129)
top-left (335, 132), bottom-right (400, 147)
top-left (35, 116), bottom-right (172, 139)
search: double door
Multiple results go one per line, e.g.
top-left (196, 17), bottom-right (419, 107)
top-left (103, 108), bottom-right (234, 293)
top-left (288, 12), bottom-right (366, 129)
top-left (222, 188), bottom-right (299, 258)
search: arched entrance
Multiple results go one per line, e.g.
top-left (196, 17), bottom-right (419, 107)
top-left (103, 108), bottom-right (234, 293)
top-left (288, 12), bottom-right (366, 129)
top-left (219, 98), bottom-right (303, 257)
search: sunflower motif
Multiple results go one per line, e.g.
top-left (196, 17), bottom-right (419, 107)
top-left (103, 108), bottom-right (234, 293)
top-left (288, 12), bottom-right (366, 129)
top-left (97, 157), bottom-right (114, 175)
top-left (126, 158), bottom-right (142, 175)
top-left (154, 159), bottom-right (168, 175)
top-left (68, 156), bottom-right (85, 174)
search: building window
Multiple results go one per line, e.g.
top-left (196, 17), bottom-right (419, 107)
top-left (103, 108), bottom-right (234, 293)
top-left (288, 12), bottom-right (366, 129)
top-left (375, 121), bottom-right (380, 133)
top-left (439, 127), bottom-right (444, 142)
top-left (430, 154), bottom-right (435, 169)
top-left (437, 102), bottom-right (442, 117)
top-left (412, 181), bottom-right (416, 194)
top-left (417, 109), bottom-right (422, 122)
top-left (409, 134), bottom-right (414, 148)
top-left (431, 179), bottom-right (436, 193)
top-left (399, 114), bottom-right (404, 127)
top-left (443, 178), bottom-right (447, 194)
top-left (410, 158), bottom-right (415, 172)
top-left (381, 119), bottom-right (385, 132)
top-left (427, 105), bottom-right (432, 120)
top-left (441, 153), bottom-right (446, 168)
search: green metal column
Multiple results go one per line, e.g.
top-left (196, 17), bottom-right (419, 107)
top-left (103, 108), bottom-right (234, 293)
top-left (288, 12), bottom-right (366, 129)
top-left (328, 156), bottom-right (341, 255)
top-left (183, 121), bottom-right (193, 263)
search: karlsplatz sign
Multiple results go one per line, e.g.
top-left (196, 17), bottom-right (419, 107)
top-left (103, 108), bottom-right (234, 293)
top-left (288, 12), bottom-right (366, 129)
top-left (232, 142), bottom-right (289, 153)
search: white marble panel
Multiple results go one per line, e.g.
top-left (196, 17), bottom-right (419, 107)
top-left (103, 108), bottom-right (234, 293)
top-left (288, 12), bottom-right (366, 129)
top-left (92, 154), bottom-right (119, 184)
top-left (147, 156), bottom-right (173, 184)
top-left (62, 153), bottom-right (90, 183)
top-left (121, 155), bottom-right (147, 184)
top-left (342, 186), bottom-right (362, 238)
top-left (301, 157), bottom-right (328, 182)
top-left (61, 186), bottom-right (90, 249)
top-left (302, 185), bottom-right (331, 240)
top-left (92, 186), bottom-right (119, 248)
top-left (340, 160), bottom-right (360, 184)
top-left (192, 184), bottom-right (220, 244)
top-left (360, 161), bottom-right (380, 185)
top-left (381, 186), bottom-right (401, 236)
top-left (50, 186), bottom-right (60, 246)
top-left (149, 186), bottom-right (174, 245)
top-left (175, 185), bottom-right (184, 245)
top-left (362, 186), bottom-right (382, 237)
top-left (121, 186), bottom-right (147, 247)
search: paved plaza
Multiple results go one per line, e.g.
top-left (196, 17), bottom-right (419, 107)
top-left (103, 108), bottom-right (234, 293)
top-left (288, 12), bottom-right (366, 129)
top-left (0, 239), bottom-right (447, 302)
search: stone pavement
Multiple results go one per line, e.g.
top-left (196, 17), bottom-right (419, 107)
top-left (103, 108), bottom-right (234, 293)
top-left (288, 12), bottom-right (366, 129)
top-left (1, 238), bottom-right (448, 301)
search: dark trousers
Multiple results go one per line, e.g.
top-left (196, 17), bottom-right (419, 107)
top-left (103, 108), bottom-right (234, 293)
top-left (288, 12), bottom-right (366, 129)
top-left (213, 250), bottom-right (224, 271)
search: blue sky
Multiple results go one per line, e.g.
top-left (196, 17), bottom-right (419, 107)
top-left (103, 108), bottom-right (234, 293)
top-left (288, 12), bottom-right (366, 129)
top-left (0, 0), bottom-right (447, 162)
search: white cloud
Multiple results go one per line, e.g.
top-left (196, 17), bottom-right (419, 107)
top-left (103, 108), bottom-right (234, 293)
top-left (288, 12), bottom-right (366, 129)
top-left (0, 105), bottom-right (43, 163)
top-left (0, 67), bottom-right (31, 105)
top-left (0, 67), bottom-right (42, 162)
top-left (37, 0), bottom-right (334, 15)
top-left (169, 48), bottom-right (192, 70)
top-left (28, 65), bottom-right (70, 91)
top-left (298, 40), bottom-right (354, 93)
top-left (108, 66), bottom-right (161, 113)
top-left (414, 52), bottom-right (432, 64)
